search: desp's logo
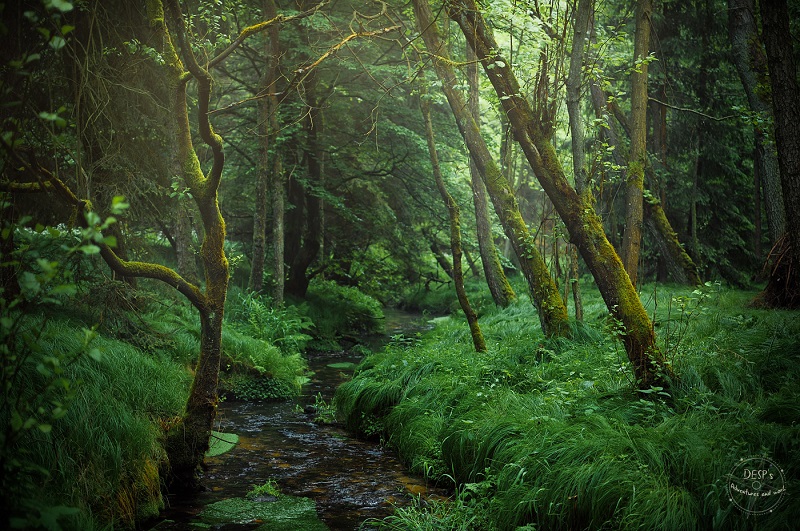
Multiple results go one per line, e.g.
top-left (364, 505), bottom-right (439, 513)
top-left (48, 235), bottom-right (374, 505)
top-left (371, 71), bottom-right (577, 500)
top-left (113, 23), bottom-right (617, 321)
top-left (727, 457), bottom-right (786, 515)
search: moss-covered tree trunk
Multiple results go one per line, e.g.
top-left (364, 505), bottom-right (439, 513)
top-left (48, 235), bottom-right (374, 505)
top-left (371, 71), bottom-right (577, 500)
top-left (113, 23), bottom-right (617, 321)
top-left (412, 0), bottom-right (569, 338)
top-left (156, 0), bottom-right (231, 487)
top-left (447, 0), bottom-right (671, 385)
top-left (620, 0), bottom-right (651, 286)
top-left (645, 198), bottom-right (702, 286)
top-left (421, 92), bottom-right (486, 351)
top-left (593, 85), bottom-right (701, 286)
top-left (466, 44), bottom-right (516, 308)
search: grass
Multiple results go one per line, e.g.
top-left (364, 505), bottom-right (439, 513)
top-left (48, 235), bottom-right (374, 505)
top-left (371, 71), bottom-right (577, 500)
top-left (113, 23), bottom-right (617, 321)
top-left (6, 316), bottom-right (191, 529)
top-left (338, 281), bottom-right (800, 530)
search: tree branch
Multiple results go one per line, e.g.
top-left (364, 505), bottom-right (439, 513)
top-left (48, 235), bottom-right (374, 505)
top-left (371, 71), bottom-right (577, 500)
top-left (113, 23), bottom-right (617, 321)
top-left (208, 25), bottom-right (399, 116)
top-left (648, 97), bottom-right (737, 122)
top-left (3, 148), bottom-right (208, 312)
top-left (207, 2), bottom-right (328, 71)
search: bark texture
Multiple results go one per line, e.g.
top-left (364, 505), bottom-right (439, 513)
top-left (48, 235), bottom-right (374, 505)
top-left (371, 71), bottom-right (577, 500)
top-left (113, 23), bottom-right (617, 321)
top-left (421, 91), bottom-right (486, 352)
top-left (467, 44), bottom-right (516, 308)
top-left (412, 0), bottom-right (570, 338)
top-left (620, 0), bottom-right (652, 286)
top-left (728, 0), bottom-right (785, 242)
top-left (759, 0), bottom-right (800, 307)
top-left (447, 0), bottom-right (671, 385)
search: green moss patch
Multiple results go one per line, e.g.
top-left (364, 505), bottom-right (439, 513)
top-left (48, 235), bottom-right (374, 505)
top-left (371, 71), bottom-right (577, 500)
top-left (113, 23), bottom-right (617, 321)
top-left (199, 496), bottom-right (328, 530)
top-left (205, 431), bottom-right (239, 457)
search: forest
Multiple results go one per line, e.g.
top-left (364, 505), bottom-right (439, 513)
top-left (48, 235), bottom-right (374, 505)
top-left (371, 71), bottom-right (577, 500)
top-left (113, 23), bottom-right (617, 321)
top-left (1, 0), bottom-right (799, 529)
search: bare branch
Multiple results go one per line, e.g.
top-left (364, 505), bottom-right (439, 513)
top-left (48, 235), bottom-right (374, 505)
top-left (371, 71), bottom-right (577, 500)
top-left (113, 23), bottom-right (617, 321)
top-left (207, 2), bottom-right (328, 70)
top-left (3, 148), bottom-right (208, 311)
top-left (648, 96), bottom-right (737, 122)
top-left (208, 25), bottom-right (400, 116)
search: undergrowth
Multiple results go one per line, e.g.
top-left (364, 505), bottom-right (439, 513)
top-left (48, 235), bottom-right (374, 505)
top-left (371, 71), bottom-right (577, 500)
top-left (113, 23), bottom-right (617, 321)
top-left (5, 315), bottom-right (190, 529)
top-left (338, 283), bottom-right (800, 530)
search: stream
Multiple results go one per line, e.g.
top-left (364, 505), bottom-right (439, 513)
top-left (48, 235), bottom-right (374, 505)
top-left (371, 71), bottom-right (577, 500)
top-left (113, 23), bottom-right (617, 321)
top-left (150, 310), bottom-right (447, 530)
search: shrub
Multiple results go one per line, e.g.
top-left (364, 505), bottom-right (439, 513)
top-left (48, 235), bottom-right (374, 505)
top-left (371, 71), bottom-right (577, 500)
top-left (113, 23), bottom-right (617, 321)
top-left (303, 279), bottom-right (384, 343)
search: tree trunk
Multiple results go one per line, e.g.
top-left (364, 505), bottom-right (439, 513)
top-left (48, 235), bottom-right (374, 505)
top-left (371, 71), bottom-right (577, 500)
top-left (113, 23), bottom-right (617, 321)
top-left (158, 0), bottom-right (231, 488)
top-left (412, 0), bottom-right (570, 338)
top-left (728, 0), bottom-right (785, 243)
top-left (175, 199), bottom-right (198, 285)
top-left (645, 198), bottom-right (702, 286)
top-left (565, 0), bottom-right (591, 319)
top-left (421, 91), bottom-right (486, 351)
top-left (759, 0), bottom-right (800, 307)
top-left (447, 0), bottom-right (671, 386)
top-left (467, 43), bottom-right (516, 308)
top-left (592, 80), bottom-right (701, 286)
top-left (430, 241), bottom-right (454, 280)
top-left (249, 0), bottom-right (282, 294)
top-left (620, 0), bottom-right (652, 286)
top-left (566, 0), bottom-right (592, 199)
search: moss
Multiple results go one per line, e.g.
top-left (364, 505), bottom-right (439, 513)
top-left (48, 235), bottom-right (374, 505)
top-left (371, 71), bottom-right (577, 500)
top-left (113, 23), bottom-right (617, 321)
top-left (199, 496), bottom-right (328, 530)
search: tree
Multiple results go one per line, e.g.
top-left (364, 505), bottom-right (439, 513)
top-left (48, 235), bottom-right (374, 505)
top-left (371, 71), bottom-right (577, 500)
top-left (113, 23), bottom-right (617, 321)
top-left (728, 0), bottom-right (785, 245)
top-left (565, 0), bottom-right (592, 319)
top-left (1, 0), bottom-right (323, 488)
top-left (420, 86), bottom-right (486, 351)
top-left (620, 0), bottom-right (652, 286)
top-left (249, 0), bottom-right (283, 298)
top-left (411, 0), bottom-right (571, 338)
top-left (466, 43), bottom-right (516, 308)
top-left (446, 0), bottom-right (671, 386)
top-left (759, 0), bottom-right (800, 307)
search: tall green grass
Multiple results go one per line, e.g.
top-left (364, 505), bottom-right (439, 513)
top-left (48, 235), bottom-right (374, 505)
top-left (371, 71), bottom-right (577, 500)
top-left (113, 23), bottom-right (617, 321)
top-left (338, 284), bottom-right (800, 530)
top-left (8, 316), bottom-right (190, 529)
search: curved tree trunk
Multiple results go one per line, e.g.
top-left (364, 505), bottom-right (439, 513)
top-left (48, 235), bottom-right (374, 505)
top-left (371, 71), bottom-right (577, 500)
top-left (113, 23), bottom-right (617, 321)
top-left (421, 91), bottom-right (486, 352)
top-left (412, 0), bottom-right (570, 338)
top-left (467, 44), bottom-right (516, 308)
top-left (447, 0), bottom-right (671, 386)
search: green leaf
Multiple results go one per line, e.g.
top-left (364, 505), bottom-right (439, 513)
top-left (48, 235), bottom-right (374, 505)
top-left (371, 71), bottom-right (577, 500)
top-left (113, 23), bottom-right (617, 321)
top-left (206, 431), bottom-right (238, 457)
top-left (47, 0), bottom-right (74, 13)
top-left (49, 36), bottom-right (67, 51)
top-left (77, 244), bottom-right (100, 255)
top-left (87, 348), bottom-right (102, 362)
top-left (38, 423), bottom-right (52, 433)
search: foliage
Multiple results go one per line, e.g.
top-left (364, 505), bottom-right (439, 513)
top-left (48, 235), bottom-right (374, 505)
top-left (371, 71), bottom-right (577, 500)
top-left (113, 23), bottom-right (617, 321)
top-left (218, 325), bottom-right (308, 401)
top-left (228, 290), bottom-right (313, 354)
top-left (302, 279), bottom-right (385, 345)
top-left (338, 284), bottom-right (800, 530)
top-left (247, 479), bottom-right (282, 499)
top-left (4, 316), bottom-right (189, 529)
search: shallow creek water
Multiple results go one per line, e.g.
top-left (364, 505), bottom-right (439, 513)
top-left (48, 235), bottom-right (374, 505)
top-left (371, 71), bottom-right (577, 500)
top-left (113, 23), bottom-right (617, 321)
top-left (150, 310), bottom-right (447, 530)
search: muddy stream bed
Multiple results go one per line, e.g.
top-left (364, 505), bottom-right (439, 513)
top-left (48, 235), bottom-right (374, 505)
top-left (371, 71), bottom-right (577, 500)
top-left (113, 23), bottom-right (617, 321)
top-left (150, 310), bottom-right (447, 530)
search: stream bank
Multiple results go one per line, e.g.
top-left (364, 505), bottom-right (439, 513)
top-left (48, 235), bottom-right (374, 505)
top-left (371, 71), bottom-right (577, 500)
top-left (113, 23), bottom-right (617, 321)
top-left (150, 310), bottom-right (446, 530)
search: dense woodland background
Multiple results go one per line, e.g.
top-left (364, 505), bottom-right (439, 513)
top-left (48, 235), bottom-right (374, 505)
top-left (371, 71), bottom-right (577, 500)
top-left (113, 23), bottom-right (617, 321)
top-left (1, 0), bottom-right (799, 529)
